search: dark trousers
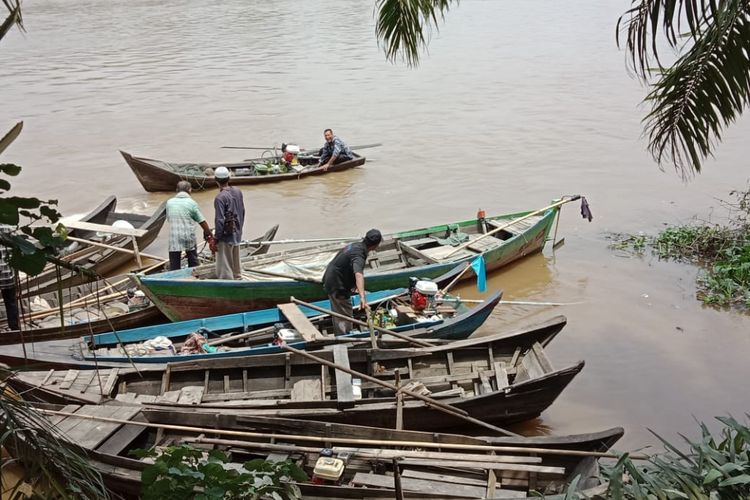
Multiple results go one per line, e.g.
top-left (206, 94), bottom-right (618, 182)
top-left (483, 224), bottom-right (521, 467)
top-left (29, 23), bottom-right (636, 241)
top-left (169, 248), bottom-right (199, 271)
top-left (2, 286), bottom-right (18, 331)
top-left (328, 291), bottom-right (353, 335)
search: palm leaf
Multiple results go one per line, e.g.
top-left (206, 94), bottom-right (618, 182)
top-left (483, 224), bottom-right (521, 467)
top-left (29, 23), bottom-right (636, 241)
top-left (1, 0), bottom-right (23, 42)
top-left (0, 373), bottom-right (109, 498)
top-left (374, 0), bottom-right (456, 67)
top-left (642, 0), bottom-right (750, 176)
top-left (0, 121), bottom-right (23, 156)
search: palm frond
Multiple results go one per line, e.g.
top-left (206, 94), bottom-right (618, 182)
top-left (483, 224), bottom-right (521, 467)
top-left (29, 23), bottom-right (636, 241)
top-left (1, 0), bottom-right (24, 42)
top-left (374, 0), bottom-right (456, 67)
top-left (641, 0), bottom-right (750, 176)
top-left (0, 373), bottom-right (110, 499)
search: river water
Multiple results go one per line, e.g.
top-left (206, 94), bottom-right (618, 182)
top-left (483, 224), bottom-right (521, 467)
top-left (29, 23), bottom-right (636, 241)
top-left (2, 0), bottom-right (749, 451)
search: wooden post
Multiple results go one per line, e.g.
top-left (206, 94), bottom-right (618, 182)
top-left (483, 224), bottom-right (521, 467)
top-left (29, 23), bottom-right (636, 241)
top-left (131, 236), bottom-right (143, 268)
top-left (395, 369), bottom-right (404, 431)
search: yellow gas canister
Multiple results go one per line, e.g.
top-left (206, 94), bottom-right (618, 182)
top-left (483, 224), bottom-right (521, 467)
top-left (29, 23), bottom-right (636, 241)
top-left (313, 457), bottom-right (345, 481)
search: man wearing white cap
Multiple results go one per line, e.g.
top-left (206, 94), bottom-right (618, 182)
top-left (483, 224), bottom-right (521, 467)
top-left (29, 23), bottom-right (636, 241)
top-left (213, 166), bottom-right (245, 279)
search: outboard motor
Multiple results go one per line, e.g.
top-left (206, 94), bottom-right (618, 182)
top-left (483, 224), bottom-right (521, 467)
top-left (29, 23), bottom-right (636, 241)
top-left (411, 278), bottom-right (438, 313)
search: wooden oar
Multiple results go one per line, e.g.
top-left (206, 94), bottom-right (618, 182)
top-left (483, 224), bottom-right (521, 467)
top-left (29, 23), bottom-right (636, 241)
top-left (38, 408), bottom-right (645, 459)
top-left (281, 344), bottom-right (520, 437)
top-left (221, 143), bottom-right (382, 151)
top-left (290, 297), bottom-right (432, 348)
top-left (444, 196), bottom-right (581, 258)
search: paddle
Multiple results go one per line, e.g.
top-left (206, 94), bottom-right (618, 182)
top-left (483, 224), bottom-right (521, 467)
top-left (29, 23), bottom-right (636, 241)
top-left (241, 268), bottom-right (322, 284)
top-left (240, 236), bottom-right (356, 247)
top-left (221, 143), bottom-right (382, 151)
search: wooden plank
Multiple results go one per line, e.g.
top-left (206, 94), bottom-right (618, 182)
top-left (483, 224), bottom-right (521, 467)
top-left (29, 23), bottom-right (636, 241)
top-left (156, 391), bottom-right (181, 403)
top-left (79, 370), bottom-right (98, 393)
top-left (397, 458), bottom-right (564, 474)
top-left (96, 412), bottom-right (149, 455)
top-left (160, 365), bottom-right (172, 395)
top-left (40, 369), bottom-right (55, 386)
top-left (351, 473), bottom-right (527, 498)
top-left (242, 369), bottom-right (248, 392)
top-left (290, 378), bottom-right (322, 401)
top-left (48, 404), bottom-right (81, 426)
top-left (102, 368), bottom-right (120, 396)
top-left (521, 351), bottom-right (545, 380)
top-left (62, 219), bottom-right (148, 238)
top-left (59, 369), bottom-right (80, 390)
top-left (332, 345), bottom-right (354, 403)
top-left (277, 303), bottom-right (326, 341)
top-left (60, 405), bottom-right (141, 450)
top-left (494, 361), bottom-right (509, 390)
top-left (177, 386), bottom-right (205, 405)
top-left (531, 342), bottom-right (554, 373)
top-left (446, 352), bottom-right (458, 390)
top-left (397, 242), bottom-right (440, 264)
top-left (510, 347), bottom-right (522, 368)
top-left (479, 369), bottom-right (493, 395)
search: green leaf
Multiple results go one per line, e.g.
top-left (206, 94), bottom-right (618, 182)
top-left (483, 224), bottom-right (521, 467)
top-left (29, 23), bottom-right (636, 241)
top-left (703, 468), bottom-right (723, 484)
top-left (0, 163), bottom-right (22, 177)
top-left (0, 123), bottom-right (23, 156)
top-left (10, 249), bottom-right (47, 275)
top-left (0, 179), bottom-right (10, 191)
top-left (718, 473), bottom-right (750, 487)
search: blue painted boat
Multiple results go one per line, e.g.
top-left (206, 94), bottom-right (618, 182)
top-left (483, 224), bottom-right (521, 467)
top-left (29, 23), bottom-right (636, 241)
top-left (0, 286), bottom-right (502, 369)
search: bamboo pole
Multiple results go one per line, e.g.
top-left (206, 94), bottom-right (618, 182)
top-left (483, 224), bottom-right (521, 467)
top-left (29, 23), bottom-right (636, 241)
top-left (280, 343), bottom-right (520, 437)
top-left (242, 267), bottom-right (322, 284)
top-left (437, 298), bottom-right (583, 306)
top-left (65, 235), bottom-right (163, 262)
top-left (241, 237), bottom-right (356, 247)
top-left (438, 262), bottom-right (472, 295)
top-left (290, 297), bottom-right (432, 348)
top-left (444, 196), bottom-right (580, 258)
top-left (38, 408), bottom-right (646, 459)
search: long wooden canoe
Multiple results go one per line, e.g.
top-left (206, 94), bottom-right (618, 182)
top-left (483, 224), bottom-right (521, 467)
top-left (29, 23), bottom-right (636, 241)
top-left (11, 316), bottom-right (577, 430)
top-left (121, 150), bottom-right (366, 192)
top-left (0, 285), bottom-right (504, 369)
top-left (0, 225), bottom-right (280, 345)
top-left (134, 203), bottom-right (560, 321)
top-left (33, 402), bottom-right (622, 499)
top-left (20, 196), bottom-right (167, 297)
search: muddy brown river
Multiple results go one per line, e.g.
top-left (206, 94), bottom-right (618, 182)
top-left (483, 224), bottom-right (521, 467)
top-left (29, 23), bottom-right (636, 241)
top-left (2, 0), bottom-right (749, 452)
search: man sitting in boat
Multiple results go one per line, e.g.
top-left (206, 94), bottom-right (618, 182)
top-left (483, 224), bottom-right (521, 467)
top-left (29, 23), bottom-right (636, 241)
top-left (166, 181), bottom-right (212, 270)
top-left (318, 128), bottom-right (354, 171)
top-left (322, 229), bottom-right (382, 335)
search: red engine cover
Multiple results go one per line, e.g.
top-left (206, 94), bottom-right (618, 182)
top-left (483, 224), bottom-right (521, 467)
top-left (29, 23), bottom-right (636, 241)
top-left (411, 290), bottom-right (427, 311)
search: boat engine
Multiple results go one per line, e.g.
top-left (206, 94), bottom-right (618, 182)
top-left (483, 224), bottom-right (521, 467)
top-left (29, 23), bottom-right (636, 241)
top-left (311, 448), bottom-right (349, 485)
top-left (281, 143), bottom-right (300, 167)
top-left (409, 277), bottom-right (439, 313)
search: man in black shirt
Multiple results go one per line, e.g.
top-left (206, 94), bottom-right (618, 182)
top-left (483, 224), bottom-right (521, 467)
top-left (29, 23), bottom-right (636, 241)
top-left (322, 229), bottom-right (382, 335)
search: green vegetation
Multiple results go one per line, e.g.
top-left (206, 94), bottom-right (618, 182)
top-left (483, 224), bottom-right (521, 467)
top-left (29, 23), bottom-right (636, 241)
top-left (0, 374), bottom-right (110, 499)
top-left (131, 445), bottom-right (307, 500)
top-left (609, 188), bottom-right (750, 309)
top-left (597, 415), bottom-right (750, 499)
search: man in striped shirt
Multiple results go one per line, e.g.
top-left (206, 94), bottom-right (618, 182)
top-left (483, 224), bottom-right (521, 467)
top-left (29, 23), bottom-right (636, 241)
top-left (319, 128), bottom-right (354, 171)
top-left (166, 181), bottom-right (212, 271)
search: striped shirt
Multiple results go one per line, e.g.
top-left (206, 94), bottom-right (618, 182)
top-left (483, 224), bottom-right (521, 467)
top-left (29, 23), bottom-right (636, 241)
top-left (0, 224), bottom-right (15, 289)
top-left (319, 136), bottom-right (354, 164)
top-left (166, 192), bottom-right (206, 252)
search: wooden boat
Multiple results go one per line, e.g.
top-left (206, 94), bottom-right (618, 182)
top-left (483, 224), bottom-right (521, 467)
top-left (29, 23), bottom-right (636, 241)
top-left (20, 196), bottom-right (167, 297)
top-left (0, 225), bottom-right (280, 345)
top-left (34, 402), bottom-right (622, 499)
top-left (11, 316), bottom-right (578, 431)
top-left (134, 202), bottom-right (561, 321)
top-left (121, 150), bottom-right (366, 192)
top-left (0, 283), bottom-right (503, 369)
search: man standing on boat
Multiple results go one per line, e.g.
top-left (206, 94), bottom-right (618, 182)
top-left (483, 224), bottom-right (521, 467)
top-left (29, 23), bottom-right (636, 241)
top-left (0, 224), bottom-right (18, 331)
top-left (318, 129), bottom-right (354, 171)
top-left (166, 181), bottom-right (212, 271)
top-left (213, 167), bottom-right (245, 279)
top-left (322, 229), bottom-right (382, 335)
